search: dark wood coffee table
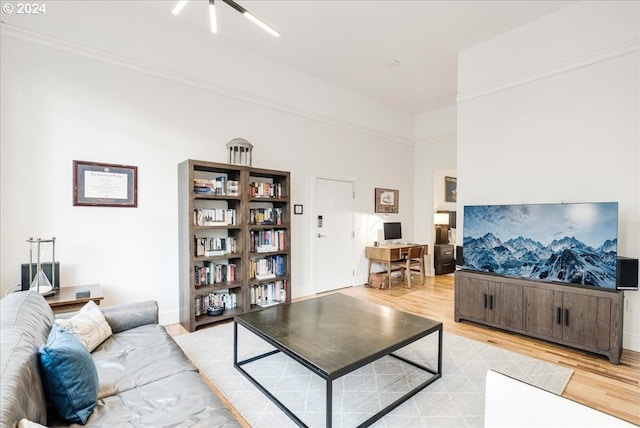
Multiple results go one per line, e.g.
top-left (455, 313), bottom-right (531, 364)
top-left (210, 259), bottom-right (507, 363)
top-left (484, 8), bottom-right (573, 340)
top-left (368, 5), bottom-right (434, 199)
top-left (234, 293), bottom-right (442, 427)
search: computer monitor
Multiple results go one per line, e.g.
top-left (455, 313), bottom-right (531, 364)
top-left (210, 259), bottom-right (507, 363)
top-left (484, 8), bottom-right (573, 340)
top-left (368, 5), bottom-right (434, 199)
top-left (383, 222), bottom-right (402, 241)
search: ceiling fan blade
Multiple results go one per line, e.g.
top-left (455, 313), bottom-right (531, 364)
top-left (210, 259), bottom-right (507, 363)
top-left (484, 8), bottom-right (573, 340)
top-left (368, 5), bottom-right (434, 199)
top-left (209, 0), bottom-right (218, 33)
top-left (171, 0), bottom-right (188, 15)
top-left (221, 0), bottom-right (280, 37)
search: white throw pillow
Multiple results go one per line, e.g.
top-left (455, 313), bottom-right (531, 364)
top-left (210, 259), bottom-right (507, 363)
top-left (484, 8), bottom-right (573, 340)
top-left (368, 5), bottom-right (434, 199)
top-left (55, 300), bottom-right (112, 352)
top-left (18, 419), bottom-right (47, 428)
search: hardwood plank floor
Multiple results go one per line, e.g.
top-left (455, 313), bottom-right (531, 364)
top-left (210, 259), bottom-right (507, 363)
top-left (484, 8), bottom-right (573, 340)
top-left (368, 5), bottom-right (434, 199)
top-left (336, 275), bottom-right (640, 426)
top-left (168, 274), bottom-right (640, 426)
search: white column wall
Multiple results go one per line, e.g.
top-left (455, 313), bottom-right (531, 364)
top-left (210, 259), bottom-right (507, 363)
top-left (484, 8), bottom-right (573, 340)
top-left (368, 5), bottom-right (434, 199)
top-left (414, 106), bottom-right (457, 274)
top-left (457, 1), bottom-right (639, 350)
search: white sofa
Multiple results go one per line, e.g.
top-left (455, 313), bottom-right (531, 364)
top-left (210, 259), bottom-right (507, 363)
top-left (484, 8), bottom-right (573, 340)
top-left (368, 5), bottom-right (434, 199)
top-left (484, 370), bottom-right (635, 427)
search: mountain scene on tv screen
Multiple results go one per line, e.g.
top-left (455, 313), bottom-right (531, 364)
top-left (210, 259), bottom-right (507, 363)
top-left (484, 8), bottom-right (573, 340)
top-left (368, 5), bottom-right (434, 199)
top-left (463, 203), bottom-right (618, 289)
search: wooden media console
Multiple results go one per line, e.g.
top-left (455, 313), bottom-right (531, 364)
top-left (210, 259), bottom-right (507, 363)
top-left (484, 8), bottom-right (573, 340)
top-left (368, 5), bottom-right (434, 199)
top-left (454, 270), bottom-right (624, 364)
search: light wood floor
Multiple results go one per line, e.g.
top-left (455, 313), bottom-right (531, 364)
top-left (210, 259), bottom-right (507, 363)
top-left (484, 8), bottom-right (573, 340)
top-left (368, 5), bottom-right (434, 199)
top-left (168, 274), bottom-right (640, 426)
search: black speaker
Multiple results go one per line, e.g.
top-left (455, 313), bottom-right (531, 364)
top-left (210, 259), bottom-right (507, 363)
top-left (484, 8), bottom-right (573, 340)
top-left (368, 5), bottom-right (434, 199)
top-left (21, 262), bottom-right (60, 291)
top-left (617, 256), bottom-right (638, 290)
top-left (455, 246), bottom-right (464, 266)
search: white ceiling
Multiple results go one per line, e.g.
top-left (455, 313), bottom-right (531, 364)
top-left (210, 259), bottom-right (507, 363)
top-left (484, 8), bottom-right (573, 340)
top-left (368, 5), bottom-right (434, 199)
top-left (1, 0), bottom-right (577, 116)
top-left (167, 0), bottom-right (577, 115)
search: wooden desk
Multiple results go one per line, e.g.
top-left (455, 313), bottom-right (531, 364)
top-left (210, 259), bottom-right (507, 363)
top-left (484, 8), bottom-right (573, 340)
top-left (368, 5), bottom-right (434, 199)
top-left (45, 284), bottom-right (104, 313)
top-left (365, 244), bottom-right (428, 284)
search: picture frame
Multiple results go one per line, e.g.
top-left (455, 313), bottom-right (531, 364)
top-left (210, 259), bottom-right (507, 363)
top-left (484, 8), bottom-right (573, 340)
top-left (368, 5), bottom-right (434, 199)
top-left (374, 188), bottom-right (399, 213)
top-left (445, 176), bottom-right (457, 203)
top-left (73, 160), bottom-right (138, 207)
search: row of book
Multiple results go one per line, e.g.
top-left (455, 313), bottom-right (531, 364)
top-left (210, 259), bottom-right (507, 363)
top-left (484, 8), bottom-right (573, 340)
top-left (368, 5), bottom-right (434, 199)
top-left (193, 208), bottom-right (236, 226)
top-left (194, 290), bottom-right (238, 316)
top-left (194, 262), bottom-right (237, 287)
top-left (250, 280), bottom-right (287, 307)
top-left (194, 236), bottom-right (237, 257)
top-left (193, 177), bottom-right (239, 196)
top-left (250, 255), bottom-right (286, 280)
top-left (250, 229), bottom-right (286, 253)
top-left (249, 181), bottom-right (284, 199)
top-left (249, 208), bottom-right (283, 225)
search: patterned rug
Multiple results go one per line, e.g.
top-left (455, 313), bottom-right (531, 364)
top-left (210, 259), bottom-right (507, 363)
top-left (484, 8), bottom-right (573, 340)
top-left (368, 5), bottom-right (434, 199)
top-left (174, 321), bottom-right (573, 427)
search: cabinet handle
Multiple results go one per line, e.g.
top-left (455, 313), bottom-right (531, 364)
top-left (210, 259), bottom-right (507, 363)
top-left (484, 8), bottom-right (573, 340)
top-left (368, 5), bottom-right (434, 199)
top-left (489, 295), bottom-right (494, 310)
top-left (483, 293), bottom-right (488, 309)
top-left (564, 309), bottom-right (569, 326)
top-left (556, 307), bottom-right (562, 324)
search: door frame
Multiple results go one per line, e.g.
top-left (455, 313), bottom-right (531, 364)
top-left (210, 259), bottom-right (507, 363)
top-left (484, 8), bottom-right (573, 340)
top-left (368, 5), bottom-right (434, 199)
top-left (312, 175), bottom-right (357, 293)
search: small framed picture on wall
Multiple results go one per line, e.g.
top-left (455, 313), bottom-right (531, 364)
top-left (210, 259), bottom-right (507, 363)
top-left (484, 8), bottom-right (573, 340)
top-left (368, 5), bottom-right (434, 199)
top-left (445, 176), bottom-right (457, 202)
top-left (375, 188), bottom-right (399, 213)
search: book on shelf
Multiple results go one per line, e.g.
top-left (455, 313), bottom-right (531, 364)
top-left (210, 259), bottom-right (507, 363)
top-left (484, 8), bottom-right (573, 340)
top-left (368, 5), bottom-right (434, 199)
top-left (249, 229), bottom-right (286, 253)
top-left (250, 280), bottom-right (287, 306)
top-left (250, 254), bottom-right (286, 279)
top-left (249, 207), bottom-right (283, 225)
top-left (255, 301), bottom-right (279, 308)
top-left (193, 177), bottom-right (240, 196)
top-left (226, 180), bottom-right (239, 196)
top-left (256, 245), bottom-right (278, 253)
top-left (194, 236), bottom-right (237, 257)
top-left (194, 262), bottom-right (236, 287)
top-left (249, 181), bottom-right (284, 199)
top-left (194, 289), bottom-right (238, 316)
top-left (194, 208), bottom-right (236, 226)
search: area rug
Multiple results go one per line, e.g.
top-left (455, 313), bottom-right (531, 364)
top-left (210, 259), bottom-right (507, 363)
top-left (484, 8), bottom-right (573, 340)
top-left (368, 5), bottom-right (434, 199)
top-left (174, 321), bottom-right (573, 428)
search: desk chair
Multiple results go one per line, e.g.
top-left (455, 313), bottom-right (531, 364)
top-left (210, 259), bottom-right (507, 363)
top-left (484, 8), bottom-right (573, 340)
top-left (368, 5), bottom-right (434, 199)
top-left (391, 245), bottom-right (425, 288)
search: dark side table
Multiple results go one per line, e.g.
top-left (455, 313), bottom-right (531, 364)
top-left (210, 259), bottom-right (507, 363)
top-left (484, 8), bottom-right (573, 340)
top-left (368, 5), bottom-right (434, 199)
top-left (434, 244), bottom-right (455, 275)
top-left (45, 284), bottom-right (104, 313)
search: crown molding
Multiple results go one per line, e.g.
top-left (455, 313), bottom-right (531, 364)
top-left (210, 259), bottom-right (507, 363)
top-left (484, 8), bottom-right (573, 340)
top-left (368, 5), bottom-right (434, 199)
top-left (1, 23), bottom-right (414, 146)
top-left (457, 38), bottom-right (639, 104)
top-left (415, 131), bottom-right (457, 147)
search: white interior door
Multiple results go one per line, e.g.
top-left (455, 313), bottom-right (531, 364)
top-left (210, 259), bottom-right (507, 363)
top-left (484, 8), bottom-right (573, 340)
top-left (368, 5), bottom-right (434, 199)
top-left (315, 178), bottom-right (355, 293)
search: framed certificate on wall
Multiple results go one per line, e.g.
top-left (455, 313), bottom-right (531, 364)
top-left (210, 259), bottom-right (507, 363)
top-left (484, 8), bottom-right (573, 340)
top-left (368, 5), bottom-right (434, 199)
top-left (73, 160), bottom-right (138, 207)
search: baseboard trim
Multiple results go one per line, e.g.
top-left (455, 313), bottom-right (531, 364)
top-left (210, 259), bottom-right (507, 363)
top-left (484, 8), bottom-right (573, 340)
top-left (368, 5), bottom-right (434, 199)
top-left (623, 331), bottom-right (640, 353)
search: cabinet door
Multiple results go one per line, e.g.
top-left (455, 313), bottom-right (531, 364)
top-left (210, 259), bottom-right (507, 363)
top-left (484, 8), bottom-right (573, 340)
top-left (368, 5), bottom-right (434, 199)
top-left (562, 293), bottom-right (611, 351)
top-left (523, 287), bottom-right (562, 339)
top-left (488, 281), bottom-right (523, 330)
top-left (456, 275), bottom-right (489, 321)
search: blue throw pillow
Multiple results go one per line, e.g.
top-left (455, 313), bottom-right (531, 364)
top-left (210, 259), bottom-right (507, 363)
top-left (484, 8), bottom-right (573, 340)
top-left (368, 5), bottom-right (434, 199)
top-left (39, 324), bottom-right (98, 424)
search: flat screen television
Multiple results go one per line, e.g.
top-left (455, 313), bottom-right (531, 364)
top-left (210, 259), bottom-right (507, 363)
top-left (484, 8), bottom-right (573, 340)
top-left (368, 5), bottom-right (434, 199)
top-left (462, 202), bottom-right (618, 290)
top-left (383, 222), bottom-right (402, 241)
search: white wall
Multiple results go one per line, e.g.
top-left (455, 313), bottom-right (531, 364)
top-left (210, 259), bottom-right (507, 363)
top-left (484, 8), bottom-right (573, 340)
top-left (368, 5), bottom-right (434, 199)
top-left (0, 5), bottom-right (416, 323)
top-left (414, 106), bottom-right (457, 273)
top-left (457, 1), bottom-right (640, 350)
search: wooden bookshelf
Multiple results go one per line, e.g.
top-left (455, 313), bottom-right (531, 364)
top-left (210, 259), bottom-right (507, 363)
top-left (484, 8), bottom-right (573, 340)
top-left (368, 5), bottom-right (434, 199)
top-left (178, 160), bottom-right (291, 332)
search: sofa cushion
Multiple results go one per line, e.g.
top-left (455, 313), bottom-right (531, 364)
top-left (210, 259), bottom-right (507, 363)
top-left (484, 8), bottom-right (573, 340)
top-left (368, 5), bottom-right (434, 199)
top-left (91, 324), bottom-right (198, 399)
top-left (39, 324), bottom-right (98, 424)
top-left (1, 291), bottom-right (54, 427)
top-left (67, 371), bottom-right (240, 427)
top-left (55, 301), bottom-right (112, 352)
top-left (18, 418), bottom-right (48, 428)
